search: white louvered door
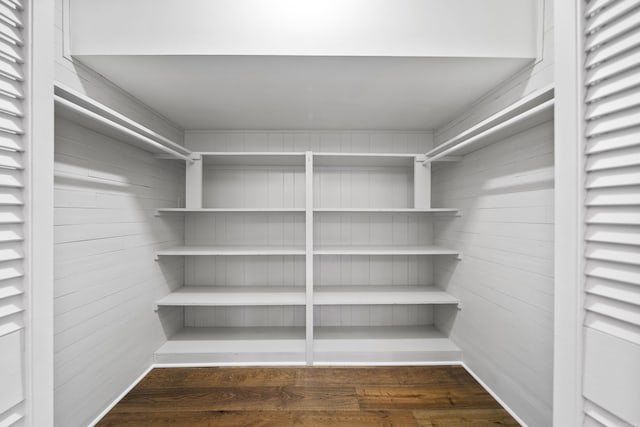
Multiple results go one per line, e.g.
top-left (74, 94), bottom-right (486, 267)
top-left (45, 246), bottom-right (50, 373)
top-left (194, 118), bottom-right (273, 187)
top-left (0, 0), bottom-right (26, 425)
top-left (583, 1), bottom-right (640, 426)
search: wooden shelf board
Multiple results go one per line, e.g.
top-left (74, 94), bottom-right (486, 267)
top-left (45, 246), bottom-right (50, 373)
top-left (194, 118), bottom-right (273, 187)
top-left (155, 327), bottom-right (306, 364)
top-left (199, 152), bottom-right (306, 166)
top-left (314, 245), bottom-right (460, 256)
top-left (314, 325), bottom-right (462, 363)
top-left (157, 245), bottom-right (306, 256)
top-left (157, 286), bottom-right (306, 307)
top-left (314, 208), bottom-right (459, 214)
top-left (157, 208), bottom-right (305, 214)
top-left (314, 152), bottom-right (417, 167)
top-left (314, 285), bottom-right (459, 305)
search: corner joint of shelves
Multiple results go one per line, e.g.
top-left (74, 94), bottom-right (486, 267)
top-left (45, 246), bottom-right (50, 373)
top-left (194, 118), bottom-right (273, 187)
top-left (456, 253), bottom-right (463, 261)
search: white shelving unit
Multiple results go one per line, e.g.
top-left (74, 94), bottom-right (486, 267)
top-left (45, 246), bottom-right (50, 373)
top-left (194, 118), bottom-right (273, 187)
top-left (155, 150), bottom-right (462, 364)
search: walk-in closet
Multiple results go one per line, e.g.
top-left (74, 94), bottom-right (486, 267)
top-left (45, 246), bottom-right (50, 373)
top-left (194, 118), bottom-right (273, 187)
top-left (2, 0), bottom-right (639, 426)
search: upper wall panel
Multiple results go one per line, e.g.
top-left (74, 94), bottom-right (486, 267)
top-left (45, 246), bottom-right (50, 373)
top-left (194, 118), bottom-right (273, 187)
top-left (69, 0), bottom-right (537, 58)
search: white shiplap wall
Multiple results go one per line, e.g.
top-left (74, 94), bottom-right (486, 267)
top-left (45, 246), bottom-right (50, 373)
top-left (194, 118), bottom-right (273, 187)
top-left (431, 2), bottom-right (554, 425)
top-left (54, 1), bottom-right (187, 425)
top-left (432, 121), bottom-right (554, 426)
top-left (54, 118), bottom-right (185, 426)
top-left (185, 131), bottom-right (435, 329)
top-left (53, 118), bottom-right (185, 425)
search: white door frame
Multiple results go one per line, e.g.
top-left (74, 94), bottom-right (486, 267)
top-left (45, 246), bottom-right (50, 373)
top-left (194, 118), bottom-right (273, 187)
top-left (26, 0), bottom-right (55, 425)
top-left (553, 0), bottom-right (585, 425)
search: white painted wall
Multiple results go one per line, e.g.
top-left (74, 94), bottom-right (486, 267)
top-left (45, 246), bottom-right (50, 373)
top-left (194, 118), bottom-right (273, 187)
top-left (431, 3), bottom-right (554, 424)
top-left (435, 0), bottom-right (553, 144)
top-left (69, 0), bottom-right (537, 58)
top-left (432, 121), bottom-right (554, 426)
top-left (53, 118), bottom-right (185, 427)
top-left (55, 0), bottom-right (183, 145)
top-left (53, 1), bottom-right (187, 425)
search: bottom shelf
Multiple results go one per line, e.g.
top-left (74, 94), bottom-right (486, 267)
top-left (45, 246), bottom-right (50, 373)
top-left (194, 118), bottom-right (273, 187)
top-left (155, 327), bottom-right (307, 364)
top-left (155, 325), bottom-right (460, 365)
top-left (314, 326), bottom-right (461, 364)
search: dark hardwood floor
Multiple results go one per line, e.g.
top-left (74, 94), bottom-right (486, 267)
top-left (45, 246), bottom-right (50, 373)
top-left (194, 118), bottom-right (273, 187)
top-left (96, 366), bottom-right (520, 426)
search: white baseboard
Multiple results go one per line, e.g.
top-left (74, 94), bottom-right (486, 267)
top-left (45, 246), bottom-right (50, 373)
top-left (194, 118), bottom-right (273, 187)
top-left (88, 364), bottom-right (154, 427)
top-left (462, 362), bottom-right (528, 427)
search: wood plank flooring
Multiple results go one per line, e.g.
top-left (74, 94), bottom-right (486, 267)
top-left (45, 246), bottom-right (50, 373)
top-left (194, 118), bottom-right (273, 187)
top-left (96, 366), bottom-right (520, 426)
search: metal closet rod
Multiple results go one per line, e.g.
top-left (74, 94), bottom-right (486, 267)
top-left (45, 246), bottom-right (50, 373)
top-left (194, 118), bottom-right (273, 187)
top-left (54, 95), bottom-right (193, 163)
top-left (423, 98), bottom-right (555, 164)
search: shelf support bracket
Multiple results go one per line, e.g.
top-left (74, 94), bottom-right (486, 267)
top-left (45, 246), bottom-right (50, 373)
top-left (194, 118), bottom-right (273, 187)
top-left (414, 155), bottom-right (431, 209)
top-left (185, 155), bottom-right (203, 209)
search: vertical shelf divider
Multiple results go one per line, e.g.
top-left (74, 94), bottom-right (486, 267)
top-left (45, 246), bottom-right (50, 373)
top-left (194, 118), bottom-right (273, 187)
top-left (414, 154), bottom-right (431, 208)
top-left (305, 151), bottom-right (314, 365)
top-left (185, 153), bottom-right (203, 208)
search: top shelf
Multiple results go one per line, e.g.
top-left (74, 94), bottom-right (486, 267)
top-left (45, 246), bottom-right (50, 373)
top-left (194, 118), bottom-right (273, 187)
top-left (196, 152), bottom-right (420, 167)
top-left (313, 153), bottom-right (417, 167)
top-left (199, 152), bottom-right (306, 166)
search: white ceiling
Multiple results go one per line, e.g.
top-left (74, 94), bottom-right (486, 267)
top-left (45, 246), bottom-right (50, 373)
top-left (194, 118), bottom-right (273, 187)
top-left (79, 55), bottom-right (531, 130)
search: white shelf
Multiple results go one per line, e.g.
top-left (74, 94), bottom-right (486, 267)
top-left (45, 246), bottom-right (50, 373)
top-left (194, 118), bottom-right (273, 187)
top-left (156, 286), bottom-right (306, 307)
top-left (314, 245), bottom-right (460, 256)
top-left (199, 152), bottom-right (306, 166)
top-left (157, 207), bottom-right (305, 215)
top-left (314, 208), bottom-right (459, 214)
top-left (156, 245), bottom-right (306, 257)
top-left (314, 326), bottom-right (462, 363)
top-left (314, 286), bottom-right (459, 305)
top-left (155, 327), bottom-right (306, 364)
top-left (314, 152), bottom-right (417, 167)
